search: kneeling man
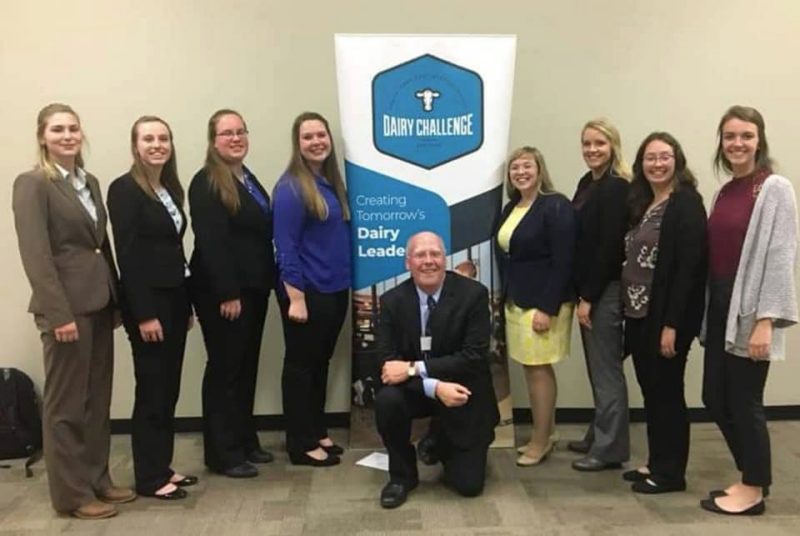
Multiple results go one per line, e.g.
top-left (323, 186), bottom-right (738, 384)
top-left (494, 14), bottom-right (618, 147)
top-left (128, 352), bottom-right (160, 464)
top-left (375, 231), bottom-right (499, 508)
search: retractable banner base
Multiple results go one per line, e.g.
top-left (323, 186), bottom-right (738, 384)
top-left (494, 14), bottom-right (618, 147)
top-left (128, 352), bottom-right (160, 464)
top-left (336, 34), bottom-right (517, 449)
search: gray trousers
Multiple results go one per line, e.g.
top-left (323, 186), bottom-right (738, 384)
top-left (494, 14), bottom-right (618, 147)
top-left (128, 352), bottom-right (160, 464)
top-left (579, 281), bottom-right (629, 463)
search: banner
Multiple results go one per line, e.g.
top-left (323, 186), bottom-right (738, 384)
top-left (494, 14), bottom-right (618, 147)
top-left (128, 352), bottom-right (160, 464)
top-left (335, 34), bottom-right (517, 447)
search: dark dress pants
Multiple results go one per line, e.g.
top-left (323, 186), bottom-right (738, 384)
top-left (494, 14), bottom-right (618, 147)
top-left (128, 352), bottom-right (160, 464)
top-left (375, 383), bottom-right (488, 497)
top-left (626, 317), bottom-right (689, 484)
top-left (37, 306), bottom-right (114, 513)
top-left (579, 281), bottom-right (630, 463)
top-left (280, 289), bottom-right (348, 456)
top-left (702, 278), bottom-right (771, 487)
top-left (124, 286), bottom-right (191, 495)
top-left (195, 287), bottom-right (268, 471)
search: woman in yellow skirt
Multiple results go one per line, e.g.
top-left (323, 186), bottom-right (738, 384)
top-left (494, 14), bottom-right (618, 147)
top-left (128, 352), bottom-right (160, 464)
top-left (495, 146), bottom-right (577, 466)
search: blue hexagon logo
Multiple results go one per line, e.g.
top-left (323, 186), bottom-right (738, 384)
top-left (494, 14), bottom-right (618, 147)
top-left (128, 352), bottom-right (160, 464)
top-left (372, 54), bottom-right (484, 169)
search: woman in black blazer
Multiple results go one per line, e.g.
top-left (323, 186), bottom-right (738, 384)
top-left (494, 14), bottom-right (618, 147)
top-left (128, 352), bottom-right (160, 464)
top-left (494, 147), bottom-right (576, 466)
top-left (621, 132), bottom-right (707, 494)
top-left (189, 109), bottom-right (275, 478)
top-left (569, 118), bottom-right (632, 471)
top-left (107, 116), bottom-right (195, 500)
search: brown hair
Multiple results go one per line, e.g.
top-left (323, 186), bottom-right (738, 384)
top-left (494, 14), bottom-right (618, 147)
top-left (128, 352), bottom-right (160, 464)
top-left (130, 116), bottom-right (184, 205)
top-left (36, 103), bottom-right (86, 179)
top-left (204, 109), bottom-right (245, 213)
top-left (285, 111), bottom-right (350, 221)
top-left (713, 105), bottom-right (773, 176)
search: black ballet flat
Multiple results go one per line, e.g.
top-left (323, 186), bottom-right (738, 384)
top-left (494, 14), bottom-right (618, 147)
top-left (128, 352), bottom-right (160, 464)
top-left (320, 443), bottom-right (344, 456)
top-left (146, 487), bottom-right (188, 501)
top-left (700, 497), bottom-right (765, 516)
top-left (289, 452), bottom-right (340, 467)
top-left (171, 475), bottom-right (199, 487)
top-left (622, 469), bottom-right (649, 483)
top-left (708, 486), bottom-right (769, 499)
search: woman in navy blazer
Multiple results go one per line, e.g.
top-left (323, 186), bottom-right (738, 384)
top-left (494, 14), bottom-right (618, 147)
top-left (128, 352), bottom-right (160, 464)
top-left (495, 146), bottom-right (576, 466)
top-left (107, 116), bottom-right (195, 500)
top-left (189, 109), bottom-right (276, 478)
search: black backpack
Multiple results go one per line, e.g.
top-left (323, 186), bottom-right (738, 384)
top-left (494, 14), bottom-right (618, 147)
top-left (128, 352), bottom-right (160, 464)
top-left (0, 368), bottom-right (43, 477)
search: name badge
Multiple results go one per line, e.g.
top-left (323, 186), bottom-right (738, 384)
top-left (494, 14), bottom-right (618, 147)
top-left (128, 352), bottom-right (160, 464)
top-left (420, 336), bottom-right (432, 352)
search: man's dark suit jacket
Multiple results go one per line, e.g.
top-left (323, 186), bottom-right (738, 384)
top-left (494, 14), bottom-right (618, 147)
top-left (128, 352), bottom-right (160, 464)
top-left (107, 172), bottom-right (189, 322)
top-left (188, 167), bottom-right (275, 302)
top-left (377, 272), bottom-right (499, 449)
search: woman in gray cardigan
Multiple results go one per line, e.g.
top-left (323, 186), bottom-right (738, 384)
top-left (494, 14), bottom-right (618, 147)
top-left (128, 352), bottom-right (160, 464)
top-left (700, 106), bottom-right (798, 516)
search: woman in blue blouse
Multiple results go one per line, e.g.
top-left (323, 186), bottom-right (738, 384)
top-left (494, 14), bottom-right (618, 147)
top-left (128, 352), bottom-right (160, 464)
top-left (273, 111), bottom-right (351, 467)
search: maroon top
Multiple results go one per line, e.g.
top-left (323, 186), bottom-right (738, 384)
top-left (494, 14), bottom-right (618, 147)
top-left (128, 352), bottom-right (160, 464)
top-left (707, 169), bottom-right (769, 279)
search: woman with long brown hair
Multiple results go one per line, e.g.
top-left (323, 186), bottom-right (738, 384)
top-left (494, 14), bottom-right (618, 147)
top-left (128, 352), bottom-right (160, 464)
top-left (189, 109), bottom-right (275, 478)
top-left (273, 111), bottom-right (351, 466)
top-left (107, 116), bottom-right (195, 499)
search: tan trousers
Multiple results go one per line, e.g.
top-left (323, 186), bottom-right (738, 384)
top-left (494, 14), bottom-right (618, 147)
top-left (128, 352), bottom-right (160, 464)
top-left (37, 308), bottom-right (114, 512)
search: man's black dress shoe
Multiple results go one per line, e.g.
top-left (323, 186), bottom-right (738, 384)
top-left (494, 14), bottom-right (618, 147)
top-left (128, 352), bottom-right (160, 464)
top-left (321, 443), bottom-right (344, 456)
top-left (572, 456), bottom-right (622, 472)
top-left (631, 478), bottom-right (686, 494)
top-left (708, 486), bottom-right (769, 499)
top-left (171, 475), bottom-right (199, 487)
top-left (380, 481), bottom-right (417, 509)
top-left (221, 462), bottom-right (259, 478)
top-left (567, 440), bottom-right (590, 454)
top-left (248, 448), bottom-right (275, 464)
top-left (622, 469), bottom-right (649, 482)
top-left (289, 452), bottom-right (340, 467)
top-left (417, 435), bottom-right (439, 465)
top-left (700, 497), bottom-right (765, 516)
top-left (150, 487), bottom-right (188, 501)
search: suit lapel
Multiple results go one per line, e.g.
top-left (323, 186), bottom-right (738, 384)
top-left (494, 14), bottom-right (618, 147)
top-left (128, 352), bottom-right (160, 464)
top-left (53, 177), bottom-right (100, 244)
top-left (428, 274), bottom-right (455, 357)
top-left (86, 175), bottom-right (106, 245)
top-left (402, 281), bottom-right (422, 360)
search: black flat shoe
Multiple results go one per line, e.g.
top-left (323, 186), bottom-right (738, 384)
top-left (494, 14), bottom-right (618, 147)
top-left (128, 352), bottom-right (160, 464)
top-left (147, 487), bottom-right (188, 501)
top-left (170, 475), bottom-right (199, 487)
top-left (247, 448), bottom-right (275, 464)
top-left (631, 478), bottom-right (686, 494)
top-left (221, 462), bottom-right (259, 478)
top-left (700, 497), bottom-right (765, 516)
top-left (567, 440), bottom-right (590, 454)
top-left (572, 456), bottom-right (622, 472)
top-left (380, 481), bottom-right (417, 509)
top-left (320, 443), bottom-right (344, 456)
top-left (709, 486), bottom-right (770, 499)
top-left (417, 435), bottom-right (440, 466)
top-left (622, 469), bottom-right (649, 482)
top-left (289, 452), bottom-right (340, 467)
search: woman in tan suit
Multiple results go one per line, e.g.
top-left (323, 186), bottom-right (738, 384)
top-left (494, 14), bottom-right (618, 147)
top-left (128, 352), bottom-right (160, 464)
top-left (12, 103), bottom-right (135, 519)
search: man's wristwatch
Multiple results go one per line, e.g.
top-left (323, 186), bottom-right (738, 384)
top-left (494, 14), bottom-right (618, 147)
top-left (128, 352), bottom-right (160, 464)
top-left (407, 362), bottom-right (417, 378)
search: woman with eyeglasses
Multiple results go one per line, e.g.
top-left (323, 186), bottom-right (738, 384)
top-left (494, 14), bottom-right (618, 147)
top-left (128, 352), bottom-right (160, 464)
top-left (273, 111), bottom-right (351, 466)
top-left (568, 118), bottom-right (631, 472)
top-left (621, 132), bottom-right (707, 494)
top-left (12, 103), bottom-right (134, 519)
top-left (189, 109), bottom-right (276, 478)
top-left (700, 106), bottom-right (797, 516)
top-left (107, 116), bottom-right (196, 500)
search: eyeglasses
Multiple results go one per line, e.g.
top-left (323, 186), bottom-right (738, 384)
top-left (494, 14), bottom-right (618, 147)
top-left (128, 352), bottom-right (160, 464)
top-left (216, 129), bottom-right (249, 139)
top-left (643, 153), bottom-right (674, 164)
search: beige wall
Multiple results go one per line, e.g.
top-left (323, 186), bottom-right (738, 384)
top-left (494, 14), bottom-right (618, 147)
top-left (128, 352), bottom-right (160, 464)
top-left (2, 0), bottom-right (798, 419)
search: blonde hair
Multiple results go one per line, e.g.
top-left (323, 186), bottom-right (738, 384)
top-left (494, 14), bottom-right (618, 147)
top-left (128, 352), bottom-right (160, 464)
top-left (204, 109), bottom-right (245, 213)
top-left (505, 146), bottom-right (557, 202)
top-left (36, 103), bottom-right (85, 180)
top-left (582, 118), bottom-right (631, 179)
top-left (285, 111), bottom-right (350, 221)
top-left (130, 115), bottom-right (184, 205)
